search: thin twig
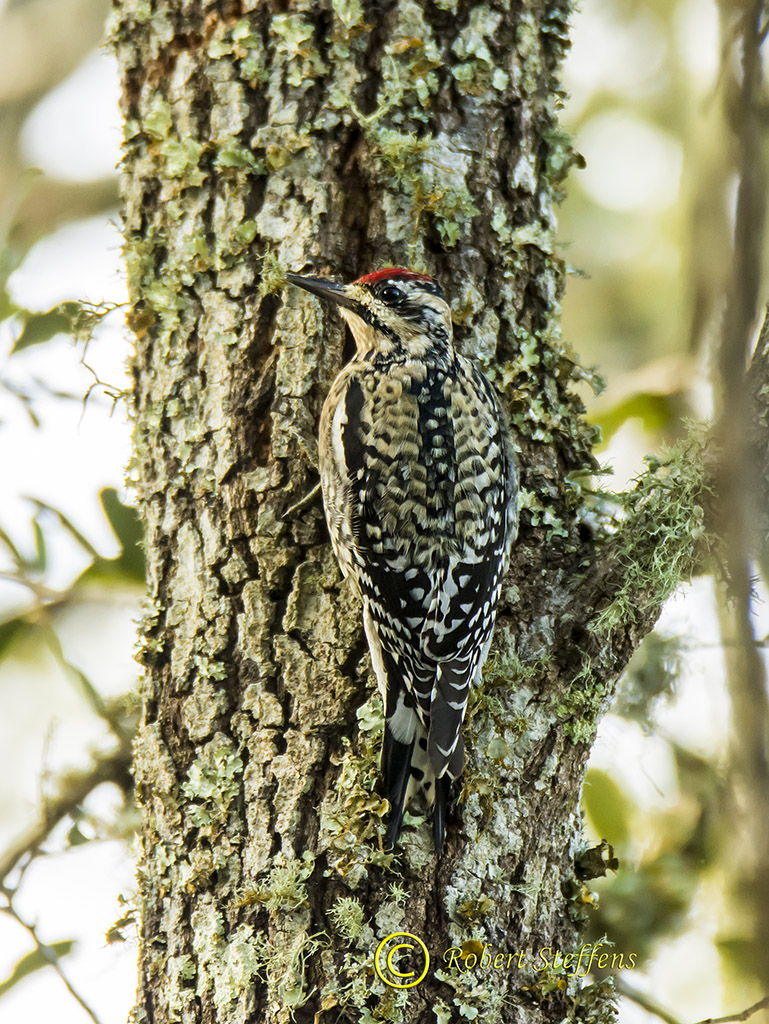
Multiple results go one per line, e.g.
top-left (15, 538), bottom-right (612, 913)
top-left (42, 627), bottom-right (132, 743)
top-left (0, 897), bottom-right (103, 1024)
top-left (615, 979), bottom-right (683, 1024)
top-left (617, 981), bottom-right (769, 1024)
top-left (692, 996), bottom-right (769, 1024)
top-left (0, 571), bottom-right (62, 602)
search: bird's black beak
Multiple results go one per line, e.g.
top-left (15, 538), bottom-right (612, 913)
top-left (286, 273), bottom-right (359, 313)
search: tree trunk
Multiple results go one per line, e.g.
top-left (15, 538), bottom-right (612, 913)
top-left (113, 2), bottom-right (711, 1022)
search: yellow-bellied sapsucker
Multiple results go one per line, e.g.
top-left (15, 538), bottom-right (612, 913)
top-left (287, 268), bottom-right (518, 853)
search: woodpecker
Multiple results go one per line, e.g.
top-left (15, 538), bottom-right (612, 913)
top-left (287, 267), bottom-right (518, 853)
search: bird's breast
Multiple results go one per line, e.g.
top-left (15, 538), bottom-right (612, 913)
top-left (334, 358), bottom-right (503, 566)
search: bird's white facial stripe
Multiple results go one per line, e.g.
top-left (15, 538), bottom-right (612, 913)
top-left (341, 308), bottom-right (377, 355)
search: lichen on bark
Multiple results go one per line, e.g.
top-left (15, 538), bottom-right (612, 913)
top-left (113, 2), bottom-right (710, 1022)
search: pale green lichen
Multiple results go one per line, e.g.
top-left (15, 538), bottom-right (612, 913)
top-left (331, 0), bottom-right (365, 31)
top-left (190, 905), bottom-right (265, 1014)
top-left (164, 954), bottom-right (197, 1019)
top-left (329, 896), bottom-right (365, 943)
top-left (378, 0), bottom-right (442, 115)
top-left (434, 1000), bottom-right (454, 1024)
top-left (258, 251), bottom-right (287, 297)
top-left (107, 0), bottom-right (151, 30)
top-left (270, 14), bottom-right (328, 87)
top-left (433, 957), bottom-right (508, 1022)
top-left (162, 138), bottom-right (206, 183)
top-left (369, 129), bottom-right (480, 250)
top-left (317, 698), bottom-right (392, 883)
top-left (517, 489), bottom-right (570, 538)
top-left (214, 139), bottom-right (265, 174)
top-left (262, 930), bottom-right (323, 1012)
top-left (592, 428), bottom-right (714, 635)
top-left (143, 94), bottom-right (173, 140)
top-left (181, 733), bottom-right (244, 827)
top-left (514, 10), bottom-right (545, 96)
top-left (555, 432), bottom-right (714, 745)
top-left (451, 6), bottom-right (508, 96)
top-left (373, 887), bottom-right (412, 938)
top-left (253, 124), bottom-right (313, 170)
top-left (491, 207), bottom-right (557, 256)
top-left (238, 851), bottom-right (315, 912)
top-left (543, 124), bottom-right (583, 195)
top-left (461, 639), bottom-right (540, 818)
top-left (217, 926), bottom-right (265, 1009)
top-left (557, 654), bottom-right (611, 744)
top-left (182, 678), bottom-right (228, 742)
top-left (332, 0), bottom-right (486, 253)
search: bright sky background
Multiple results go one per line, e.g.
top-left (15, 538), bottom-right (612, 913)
top-left (0, 2), bottom-right (762, 1022)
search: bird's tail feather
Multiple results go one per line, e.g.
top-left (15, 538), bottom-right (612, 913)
top-left (382, 718), bottom-right (459, 852)
top-left (382, 727), bottom-right (414, 850)
top-left (432, 773), bottom-right (452, 855)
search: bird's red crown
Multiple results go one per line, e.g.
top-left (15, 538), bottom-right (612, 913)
top-left (354, 267), bottom-right (437, 286)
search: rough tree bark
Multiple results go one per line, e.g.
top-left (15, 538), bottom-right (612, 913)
top-left (113, 2), bottom-right (720, 1023)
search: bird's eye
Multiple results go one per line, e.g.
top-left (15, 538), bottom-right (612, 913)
top-left (379, 284), bottom-right (403, 304)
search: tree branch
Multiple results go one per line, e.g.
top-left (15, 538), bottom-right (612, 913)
top-left (617, 982), bottom-right (769, 1024)
top-left (0, 738), bottom-right (132, 884)
top-left (692, 997), bottom-right (769, 1024)
top-left (12, 176), bottom-right (118, 250)
top-left (615, 979), bottom-right (683, 1024)
top-left (715, 2), bottom-right (769, 993)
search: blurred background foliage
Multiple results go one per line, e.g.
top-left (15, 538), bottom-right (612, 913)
top-left (561, 2), bottom-right (769, 1021)
top-left (0, 0), bottom-right (140, 1020)
top-left (0, 0), bottom-right (767, 1022)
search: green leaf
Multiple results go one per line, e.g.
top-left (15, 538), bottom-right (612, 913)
top-left (0, 618), bottom-right (34, 661)
top-left (11, 302), bottom-right (83, 354)
top-left (100, 488), bottom-right (142, 555)
top-left (31, 516), bottom-right (47, 573)
top-left (0, 940), bottom-right (75, 998)
top-left (98, 488), bottom-right (145, 582)
top-left (0, 291), bottom-right (20, 321)
top-left (0, 524), bottom-right (24, 567)
top-left (43, 626), bottom-right (109, 722)
top-left (66, 821), bottom-right (90, 847)
top-left (583, 768), bottom-right (632, 848)
top-left (0, 517), bottom-right (47, 574)
top-left (716, 936), bottom-right (764, 978)
top-left (76, 488), bottom-right (145, 586)
top-left (592, 392), bottom-right (679, 447)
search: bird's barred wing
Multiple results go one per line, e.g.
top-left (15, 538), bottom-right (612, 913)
top-left (420, 362), bottom-right (518, 776)
top-left (319, 367), bottom-right (437, 704)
